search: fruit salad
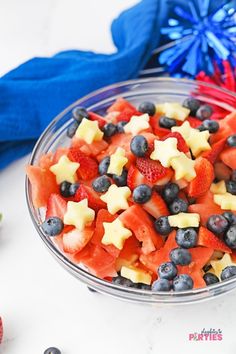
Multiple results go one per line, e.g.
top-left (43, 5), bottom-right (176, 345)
top-left (26, 97), bottom-right (236, 292)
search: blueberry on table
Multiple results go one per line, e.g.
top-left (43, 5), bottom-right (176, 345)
top-left (67, 121), bottom-right (79, 138)
top-left (203, 272), bottom-right (219, 286)
top-left (116, 121), bottom-right (127, 133)
top-left (169, 198), bottom-right (188, 214)
top-left (222, 212), bottom-right (236, 225)
top-left (138, 101), bottom-right (156, 116)
top-left (159, 116), bottom-right (177, 129)
top-left (162, 183), bottom-right (179, 204)
top-left (132, 184), bottom-right (152, 204)
top-left (113, 168), bottom-right (128, 187)
top-left (44, 347), bottom-right (61, 354)
top-left (226, 180), bottom-right (236, 195)
top-left (173, 274), bottom-right (193, 291)
top-left (72, 106), bottom-right (89, 123)
top-left (41, 217), bottom-right (64, 237)
top-left (202, 119), bottom-right (219, 133)
top-left (207, 214), bottom-right (229, 235)
top-left (170, 247), bottom-right (192, 266)
top-left (182, 97), bottom-right (201, 116)
top-left (130, 135), bottom-right (148, 157)
top-left (92, 175), bottom-right (111, 193)
top-left (227, 134), bottom-right (236, 147)
top-left (158, 262), bottom-right (178, 280)
top-left (196, 104), bottom-right (213, 121)
top-left (224, 225), bottom-right (236, 249)
top-left (152, 278), bottom-right (172, 292)
top-left (176, 228), bottom-right (198, 248)
top-left (154, 216), bottom-right (172, 235)
top-left (221, 266), bottom-right (236, 281)
top-left (98, 156), bottom-right (110, 175)
top-left (103, 123), bottom-right (117, 137)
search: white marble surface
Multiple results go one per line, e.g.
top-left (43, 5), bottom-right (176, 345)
top-left (0, 1), bottom-right (236, 353)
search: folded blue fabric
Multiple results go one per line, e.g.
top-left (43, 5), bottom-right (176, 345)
top-left (0, 0), bottom-right (167, 169)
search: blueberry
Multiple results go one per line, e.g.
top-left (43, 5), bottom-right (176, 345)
top-left (98, 156), bottom-right (110, 175)
top-left (203, 264), bottom-right (212, 273)
top-left (227, 134), bottom-right (236, 147)
top-left (152, 278), bottom-right (172, 292)
top-left (176, 228), bottom-right (198, 248)
top-left (231, 170), bottom-right (236, 182)
top-left (224, 225), bottom-right (236, 249)
top-left (60, 181), bottom-right (72, 198)
top-left (207, 214), bottom-right (229, 235)
top-left (203, 272), bottom-right (219, 286)
top-left (67, 121), bottom-right (79, 138)
top-left (44, 347), bottom-right (61, 354)
top-left (162, 183), bottom-right (179, 204)
top-left (197, 125), bottom-right (207, 132)
top-left (196, 104), bottom-right (213, 121)
top-left (138, 101), bottom-right (156, 116)
top-left (222, 212), bottom-right (236, 225)
top-left (41, 217), bottom-right (64, 237)
top-left (221, 266), bottom-right (236, 281)
top-left (72, 106), bottom-right (89, 123)
top-left (183, 97), bottom-right (201, 116)
top-left (202, 120), bottom-right (219, 133)
top-left (226, 180), bottom-right (236, 195)
top-left (169, 198), bottom-right (188, 214)
top-left (113, 168), bottom-right (128, 186)
top-left (69, 182), bottom-right (80, 196)
top-left (130, 135), bottom-right (148, 157)
top-left (154, 216), bottom-right (172, 235)
top-left (117, 121), bottom-right (127, 133)
top-left (92, 175), bottom-right (111, 193)
top-left (173, 274), bottom-right (193, 291)
top-left (158, 262), bottom-right (178, 280)
top-left (103, 123), bottom-right (117, 137)
top-left (159, 116), bottom-right (177, 129)
top-left (169, 247), bottom-right (192, 266)
top-left (132, 184), bottom-right (152, 204)
top-left (112, 276), bottom-right (139, 288)
top-left (137, 283), bottom-right (151, 290)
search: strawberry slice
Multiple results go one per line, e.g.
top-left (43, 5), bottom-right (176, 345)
top-left (127, 165), bottom-right (150, 190)
top-left (0, 317), bottom-right (3, 344)
top-left (88, 111), bottom-right (107, 128)
top-left (161, 132), bottom-right (189, 153)
top-left (136, 157), bottom-right (173, 184)
top-left (186, 116), bottom-right (202, 128)
top-left (74, 185), bottom-right (106, 213)
top-left (188, 157), bottom-right (214, 198)
top-left (198, 226), bottom-right (231, 253)
top-left (214, 162), bottom-right (231, 181)
top-left (68, 147), bottom-right (98, 180)
top-left (220, 147), bottom-right (236, 170)
top-left (63, 227), bottom-right (94, 254)
top-left (142, 192), bottom-right (169, 219)
top-left (46, 193), bottom-right (67, 219)
top-left (201, 138), bottom-right (226, 164)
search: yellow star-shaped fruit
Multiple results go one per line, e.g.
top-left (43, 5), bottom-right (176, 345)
top-left (150, 137), bottom-right (181, 167)
top-left (210, 180), bottom-right (227, 195)
top-left (50, 155), bottom-right (79, 184)
top-left (172, 121), bottom-right (191, 140)
top-left (100, 184), bottom-right (131, 215)
top-left (210, 254), bottom-right (236, 279)
top-left (75, 118), bottom-right (104, 144)
top-left (124, 113), bottom-right (150, 135)
top-left (102, 218), bottom-right (132, 250)
top-left (107, 147), bottom-right (128, 176)
top-left (168, 212), bottom-right (200, 228)
top-left (170, 152), bottom-right (196, 182)
top-left (187, 129), bottom-right (211, 157)
top-left (121, 266), bottom-right (152, 285)
top-left (63, 199), bottom-right (95, 231)
top-left (214, 193), bottom-right (236, 211)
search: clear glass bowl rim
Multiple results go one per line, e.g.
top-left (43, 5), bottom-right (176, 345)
top-left (25, 77), bottom-right (236, 304)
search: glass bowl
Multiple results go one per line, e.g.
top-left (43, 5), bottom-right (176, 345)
top-left (26, 77), bottom-right (236, 305)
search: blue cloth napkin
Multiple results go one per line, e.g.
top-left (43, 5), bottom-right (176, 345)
top-left (0, 0), bottom-right (167, 169)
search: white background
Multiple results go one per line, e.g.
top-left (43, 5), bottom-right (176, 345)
top-left (0, 0), bottom-right (236, 353)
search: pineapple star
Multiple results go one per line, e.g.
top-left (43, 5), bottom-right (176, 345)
top-left (107, 147), bottom-right (128, 176)
top-left (172, 121), bottom-right (191, 140)
top-left (102, 218), bottom-right (132, 250)
top-left (170, 152), bottom-right (196, 182)
top-left (214, 193), bottom-right (236, 211)
top-left (100, 184), bottom-right (131, 215)
top-left (75, 118), bottom-right (104, 144)
top-left (124, 113), bottom-right (150, 135)
top-left (210, 254), bottom-right (236, 279)
top-left (150, 137), bottom-right (181, 167)
top-left (187, 129), bottom-right (211, 157)
top-left (50, 155), bottom-right (79, 184)
top-left (64, 199), bottom-right (95, 231)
